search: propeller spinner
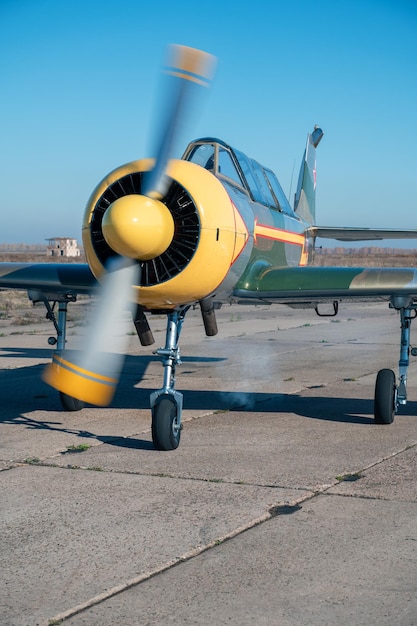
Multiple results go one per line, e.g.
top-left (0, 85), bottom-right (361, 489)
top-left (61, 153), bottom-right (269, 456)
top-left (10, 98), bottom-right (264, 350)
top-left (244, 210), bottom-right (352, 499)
top-left (43, 44), bottom-right (216, 406)
top-left (101, 194), bottom-right (175, 260)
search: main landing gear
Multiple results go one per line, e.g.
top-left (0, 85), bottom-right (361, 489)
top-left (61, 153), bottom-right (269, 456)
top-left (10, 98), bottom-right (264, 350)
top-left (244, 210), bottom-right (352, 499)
top-left (29, 290), bottom-right (86, 412)
top-left (374, 297), bottom-right (417, 424)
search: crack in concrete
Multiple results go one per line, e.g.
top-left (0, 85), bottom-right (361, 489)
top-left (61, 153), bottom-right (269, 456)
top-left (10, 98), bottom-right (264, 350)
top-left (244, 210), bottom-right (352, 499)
top-left (33, 440), bottom-right (417, 625)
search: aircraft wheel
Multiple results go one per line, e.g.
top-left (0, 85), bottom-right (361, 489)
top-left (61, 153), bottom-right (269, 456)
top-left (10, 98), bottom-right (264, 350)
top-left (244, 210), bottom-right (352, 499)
top-left (152, 394), bottom-right (181, 451)
top-left (374, 368), bottom-right (396, 424)
top-left (59, 392), bottom-right (85, 412)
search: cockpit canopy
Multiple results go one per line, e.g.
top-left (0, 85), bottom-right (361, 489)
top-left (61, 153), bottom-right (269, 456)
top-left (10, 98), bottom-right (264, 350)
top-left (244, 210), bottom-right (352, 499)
top-left (182, 138), bottom-right (294, 214)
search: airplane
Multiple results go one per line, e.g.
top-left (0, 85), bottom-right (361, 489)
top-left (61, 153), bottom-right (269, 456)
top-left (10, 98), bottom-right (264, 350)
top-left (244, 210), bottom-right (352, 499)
top-left (2, 44), bottom-right (417, 451)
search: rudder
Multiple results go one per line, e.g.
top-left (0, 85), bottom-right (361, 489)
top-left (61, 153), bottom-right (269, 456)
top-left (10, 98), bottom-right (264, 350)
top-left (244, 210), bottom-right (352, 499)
top-left (294, 126), bottom-right (324, 225)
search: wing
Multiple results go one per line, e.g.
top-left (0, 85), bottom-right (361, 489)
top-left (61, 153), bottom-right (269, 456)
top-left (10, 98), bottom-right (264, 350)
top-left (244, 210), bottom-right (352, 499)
top-left (309, 226), bottom-right (417, 241)
top-left (233, 265), bottom-right (417, 305)
top-left (0, 262), bottom-right (96, 295)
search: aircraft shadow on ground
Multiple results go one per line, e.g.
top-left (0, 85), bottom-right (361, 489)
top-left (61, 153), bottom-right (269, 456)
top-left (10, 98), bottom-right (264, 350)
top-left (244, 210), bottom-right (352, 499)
top-left (2, 350), bottom-right (414, 449)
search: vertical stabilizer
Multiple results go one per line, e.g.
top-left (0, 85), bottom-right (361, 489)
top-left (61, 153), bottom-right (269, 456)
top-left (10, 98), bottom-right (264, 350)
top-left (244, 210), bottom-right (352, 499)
top-left (293, 126), bottom-right (323, 224)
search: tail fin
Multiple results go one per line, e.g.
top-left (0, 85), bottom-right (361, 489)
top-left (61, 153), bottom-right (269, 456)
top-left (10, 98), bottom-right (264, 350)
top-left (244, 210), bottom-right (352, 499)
top-left (293, 126), bottom-right (324, 225)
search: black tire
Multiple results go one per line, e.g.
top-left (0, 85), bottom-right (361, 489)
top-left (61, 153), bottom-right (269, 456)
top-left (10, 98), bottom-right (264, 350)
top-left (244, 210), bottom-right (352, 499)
top-left (374, 368), bottom-right (396, 424)
top-left (152, 395), bottom-right (181, 451)
top-left (59, 392), bottom-right (85, 412)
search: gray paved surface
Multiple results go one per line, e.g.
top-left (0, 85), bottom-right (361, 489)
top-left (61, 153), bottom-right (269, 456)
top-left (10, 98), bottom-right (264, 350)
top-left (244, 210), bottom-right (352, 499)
top-left (1, 302), bottom-right (417, 625)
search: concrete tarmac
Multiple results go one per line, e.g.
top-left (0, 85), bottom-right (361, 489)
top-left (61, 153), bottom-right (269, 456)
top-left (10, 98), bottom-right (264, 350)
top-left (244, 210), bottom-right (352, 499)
top-left (1, 302), bottom-right (417, 625)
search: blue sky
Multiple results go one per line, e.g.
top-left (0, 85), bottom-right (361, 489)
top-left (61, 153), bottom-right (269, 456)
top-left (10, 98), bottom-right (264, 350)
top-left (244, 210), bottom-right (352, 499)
top-left (1, 0), bottom-right (416, 245)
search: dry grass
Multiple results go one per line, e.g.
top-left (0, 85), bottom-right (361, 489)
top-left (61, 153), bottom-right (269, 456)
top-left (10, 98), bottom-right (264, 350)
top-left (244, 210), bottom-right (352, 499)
top-left (0, 253), bottom-right (86, 263)
top-left (0, 288), bottom-right (90, 327)
top-left (314, 247), bottom-right (417, 267)
top-left (0, 291), bottom-right (48, 326)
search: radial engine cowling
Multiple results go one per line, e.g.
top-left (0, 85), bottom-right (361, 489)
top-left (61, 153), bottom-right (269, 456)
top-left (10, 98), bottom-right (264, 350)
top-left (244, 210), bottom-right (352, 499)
top-left (82, 159), bottom-right (242, 310)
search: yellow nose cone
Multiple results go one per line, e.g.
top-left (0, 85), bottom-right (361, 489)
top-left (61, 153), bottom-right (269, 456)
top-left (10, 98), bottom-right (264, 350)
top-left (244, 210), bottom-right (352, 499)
top-left (102, 194), bottom-right (175, 260)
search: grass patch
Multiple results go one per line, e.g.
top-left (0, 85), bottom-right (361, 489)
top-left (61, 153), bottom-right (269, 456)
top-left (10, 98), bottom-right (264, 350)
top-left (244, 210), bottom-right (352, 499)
top-left (25, 457), bottom-right (41, 465)
top-left (336, 472), bottom-right (362, 482)
top-left (64, 444), bottom-right (91, 453)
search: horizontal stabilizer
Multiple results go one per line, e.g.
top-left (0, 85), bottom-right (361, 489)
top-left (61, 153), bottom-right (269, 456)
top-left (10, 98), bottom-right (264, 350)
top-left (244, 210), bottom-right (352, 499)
top-left (309, 226), bottom-right (417, 241)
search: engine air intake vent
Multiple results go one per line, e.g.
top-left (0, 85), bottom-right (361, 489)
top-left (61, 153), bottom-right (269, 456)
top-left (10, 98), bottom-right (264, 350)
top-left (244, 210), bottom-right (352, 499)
top-left (89, 172), bottom-right (200, 286)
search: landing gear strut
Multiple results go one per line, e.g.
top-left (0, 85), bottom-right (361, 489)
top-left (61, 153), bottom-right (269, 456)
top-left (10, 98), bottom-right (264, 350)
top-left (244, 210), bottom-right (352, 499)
top-left (374, 298), bottom-right (417, 424)
top-left (151, 307), bottom-right (189, 450)
top-left (29, 290), bottom-right (85, 412)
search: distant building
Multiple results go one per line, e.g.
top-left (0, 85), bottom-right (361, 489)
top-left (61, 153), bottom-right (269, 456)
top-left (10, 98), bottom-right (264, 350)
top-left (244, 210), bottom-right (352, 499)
top-left (46, 237), bottom-right (81, 257)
